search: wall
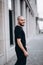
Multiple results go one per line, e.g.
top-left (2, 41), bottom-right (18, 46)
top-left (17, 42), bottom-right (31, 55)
top-left (0, 0), bottom-right (37, 65)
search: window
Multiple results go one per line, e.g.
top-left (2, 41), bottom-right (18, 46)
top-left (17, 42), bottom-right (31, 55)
top-left (8, 0), bottom-right (14, 45)
top-left (35, 0), bottom-right (36, 4)
top-left (20, 0), bottom-right (23, 15)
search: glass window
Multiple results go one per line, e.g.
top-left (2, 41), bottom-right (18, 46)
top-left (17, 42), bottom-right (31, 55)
top-left (20, 0), bottom-right (23, 15)
top-left (8, 0), bottom-right (14, 45)
top-left (35, 0), bottom-right (36, 4)
top-left (8, 0), bottom-right (12, 10)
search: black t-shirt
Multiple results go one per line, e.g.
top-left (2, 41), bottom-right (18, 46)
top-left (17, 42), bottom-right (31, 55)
top-left (14, 25), bottom-right (26, 50)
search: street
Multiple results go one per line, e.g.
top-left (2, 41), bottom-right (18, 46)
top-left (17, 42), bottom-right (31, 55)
top-left (5, 34), bottom-right (43, 65)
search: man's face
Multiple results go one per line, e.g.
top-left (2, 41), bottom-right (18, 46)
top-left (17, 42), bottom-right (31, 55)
top-left (18, 17), bottom-right (25, 26)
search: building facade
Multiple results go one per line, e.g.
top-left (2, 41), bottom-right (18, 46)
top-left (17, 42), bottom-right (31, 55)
top-left (0, 0), bottom-right (37, 65)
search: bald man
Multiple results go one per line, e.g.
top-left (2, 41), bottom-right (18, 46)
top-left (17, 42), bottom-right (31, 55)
top-left (14, 16), bottom-right (28, 65)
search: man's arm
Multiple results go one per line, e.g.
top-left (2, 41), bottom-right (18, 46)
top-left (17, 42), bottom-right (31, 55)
top-left (17, 38), bottom-right (28, 57)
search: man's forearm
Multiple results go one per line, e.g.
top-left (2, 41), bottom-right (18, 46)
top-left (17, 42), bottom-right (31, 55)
top-left (17, 39), bottom-right (26, 53)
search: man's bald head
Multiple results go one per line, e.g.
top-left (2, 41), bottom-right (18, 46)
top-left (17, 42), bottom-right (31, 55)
top-left (17, 16), bottom-right (25, 26)
top-left (17, 16), bottom-right (25, 20)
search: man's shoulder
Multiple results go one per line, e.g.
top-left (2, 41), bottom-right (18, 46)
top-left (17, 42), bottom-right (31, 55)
top-left (14, 25), bottom-right (22, 34)
top-left (15, 25), bottom-right (21, 30)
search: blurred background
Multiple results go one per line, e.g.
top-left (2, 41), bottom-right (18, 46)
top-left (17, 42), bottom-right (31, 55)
top-left (0, 0), bottom-right (43, 65)
top-left (37, 0), bottom-right (43, 33)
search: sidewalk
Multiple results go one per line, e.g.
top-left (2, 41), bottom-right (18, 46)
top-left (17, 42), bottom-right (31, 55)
top-left (5, 54), bottom-right (17, 65)
top-left (5, 35), bottom-right (43, 65)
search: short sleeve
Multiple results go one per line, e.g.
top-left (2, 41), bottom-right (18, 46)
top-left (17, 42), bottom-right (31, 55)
top-left (15, 27), bottom-right (22, 39)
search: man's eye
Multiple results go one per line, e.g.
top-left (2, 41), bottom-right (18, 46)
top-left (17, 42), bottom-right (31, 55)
top-left (21, 20), bottom-right (25, 21)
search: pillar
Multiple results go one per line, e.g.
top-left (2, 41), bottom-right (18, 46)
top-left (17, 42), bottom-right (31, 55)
top-left (21, 0), bottom-right (26, 35)
top-left (26, 7), bottom-right (30, 38)
top-left (14, 0), bottom-right (21, 25)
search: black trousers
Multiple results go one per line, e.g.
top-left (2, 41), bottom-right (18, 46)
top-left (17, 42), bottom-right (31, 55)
top-left (15, 48), bottom-right (27, 65)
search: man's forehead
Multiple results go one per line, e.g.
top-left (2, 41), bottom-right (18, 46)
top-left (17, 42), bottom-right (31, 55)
top-left (19, 16), bottom-right (25, 20)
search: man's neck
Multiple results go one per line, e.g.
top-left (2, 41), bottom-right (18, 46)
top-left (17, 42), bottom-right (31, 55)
top-left (18, 24), bottom-right (22, 27)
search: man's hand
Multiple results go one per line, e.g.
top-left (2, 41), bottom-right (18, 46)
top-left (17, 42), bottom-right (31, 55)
top-left (24, 50), bottom-right (28, 57)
